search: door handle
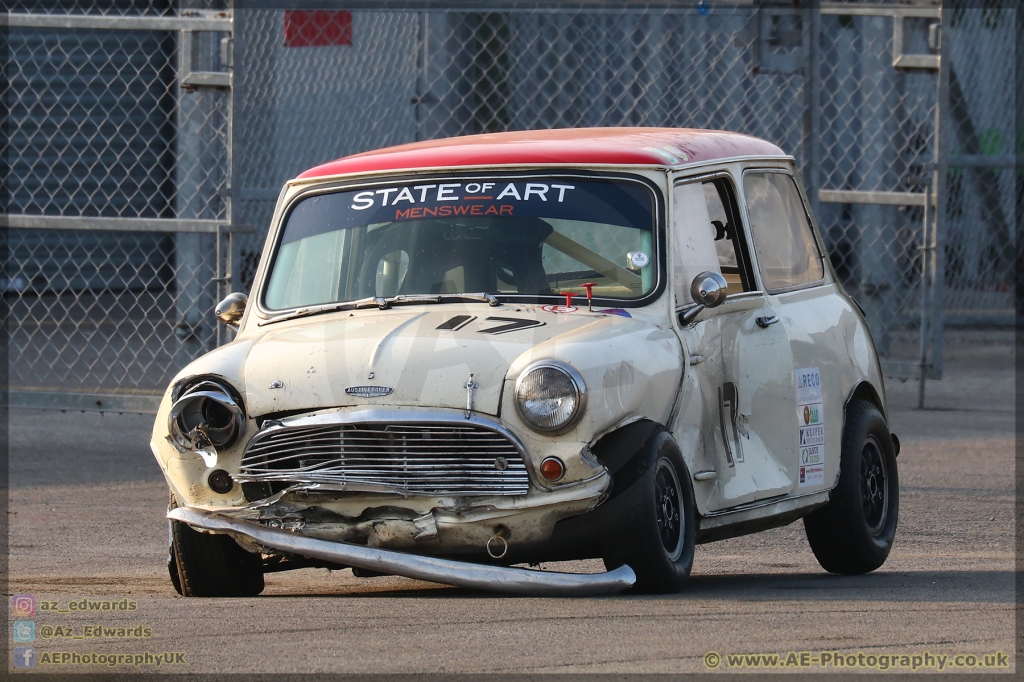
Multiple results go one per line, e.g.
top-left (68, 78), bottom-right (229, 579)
top-left (755, 315), bottom-right (779, 328)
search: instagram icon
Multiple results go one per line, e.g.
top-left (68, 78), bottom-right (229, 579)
top-left (11, 595), bottom-right (36, 617)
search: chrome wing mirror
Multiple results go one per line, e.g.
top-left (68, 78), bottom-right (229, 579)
top-left (679, 271), bottom-right (727, 325)
top-left (215, 292), bottom-right (248, 328)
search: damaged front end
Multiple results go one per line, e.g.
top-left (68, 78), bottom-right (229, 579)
top-left (164, 407), bottom-right (630, 595)
top-left (217, 409), bottom-right (610, 555)
top-left (168, 506), bottom-right (635, 596)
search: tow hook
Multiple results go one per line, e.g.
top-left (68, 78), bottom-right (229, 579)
top-left (486, 526), bottom-right (510, 559)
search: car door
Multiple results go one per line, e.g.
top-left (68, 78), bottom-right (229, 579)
top-left (671, 171), bottom-right (797, 513)
top-left (741, 168), bottom-right (842, 494)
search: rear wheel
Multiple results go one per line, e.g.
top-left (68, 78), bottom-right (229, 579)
top-left (804, 399), bottom-right (899, 574)
top-left (602, 428), bottom-right (696, 593)
top-left (169, 497), bottom-right (265, 597)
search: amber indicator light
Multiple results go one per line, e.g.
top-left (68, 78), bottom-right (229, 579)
top-left (540, 457), bottom-right (565, 482)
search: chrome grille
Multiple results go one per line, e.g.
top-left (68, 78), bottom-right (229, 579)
top-left (237, 422), bottom-right (530, 496)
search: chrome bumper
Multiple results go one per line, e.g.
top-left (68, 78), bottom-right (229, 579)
top-left (168, 506), bottom-right (635, 597)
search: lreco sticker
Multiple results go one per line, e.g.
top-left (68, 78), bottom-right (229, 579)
top-left (795, 367), bottom-right (825, 487)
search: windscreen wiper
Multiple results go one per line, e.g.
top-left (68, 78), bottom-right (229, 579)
top-left (369, 293), bottom-right (501, 307)
top-left (260, 293), bottom-right (500, 326)
top-left (436, 292), bottom-right (501, 306)
top-left (258, 297), bottom-right (385, 326)
top-left (381, 293), bottom-right (500, 307)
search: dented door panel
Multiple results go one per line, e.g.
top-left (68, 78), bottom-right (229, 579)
top-left (678, 292), bottom-right (795, 513)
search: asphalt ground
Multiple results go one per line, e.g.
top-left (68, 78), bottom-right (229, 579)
top-left (5, 333), bottom-right (1016, 676)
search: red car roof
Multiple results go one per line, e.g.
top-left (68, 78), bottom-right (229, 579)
top-left (296, 128), bottom-right (787, 179)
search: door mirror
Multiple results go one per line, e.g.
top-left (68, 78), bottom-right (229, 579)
top-left (690, 271), bottom-right (728, 308)
top-left (215, 292), bottom-right (248, 328)
top-left (680, 271), bottom-right (728, 325)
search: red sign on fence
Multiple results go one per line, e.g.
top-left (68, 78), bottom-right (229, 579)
top-left (283, 10), bottom-right (353, 47)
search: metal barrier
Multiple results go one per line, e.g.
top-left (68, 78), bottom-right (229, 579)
top-left (4, 1), bottom-right (1016, 412)
top-left (5, 3), bottom-right (240, 412)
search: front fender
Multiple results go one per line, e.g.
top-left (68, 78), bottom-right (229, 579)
top-left (502, 315), bottom-right (682, 446)
top-left (151, 337), bottom-right (256, 509)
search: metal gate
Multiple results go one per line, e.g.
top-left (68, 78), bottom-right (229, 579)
top-left (5, 5), bottom-right (241, 412)
top-left (6, 1), bottom-right (989, 413)
top-left (810, 2), bottom-right (948, 404)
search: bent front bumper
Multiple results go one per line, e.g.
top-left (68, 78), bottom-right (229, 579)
top-left (168, 506), bottom-right (635, 596)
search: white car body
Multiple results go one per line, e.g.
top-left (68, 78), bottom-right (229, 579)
top-left (154, 129), bottom-right (891, 594)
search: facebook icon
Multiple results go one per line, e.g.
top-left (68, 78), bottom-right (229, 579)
top-left (14, 647), bottom-right (36, 668)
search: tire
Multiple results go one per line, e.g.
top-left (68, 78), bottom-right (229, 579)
top-left (804, 399), bottom-right (899, 574)
top-left (601, 427), bottom-right (696, 593)
top-left (167, 521), bottom-right (183, 596)
top-left (169, 497), bottom-right (265, 597)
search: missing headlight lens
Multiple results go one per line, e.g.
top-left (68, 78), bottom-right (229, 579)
top-left (168, 379), bottom-right (245, 452)
top-left (515, 362), bottom-right (585, 433)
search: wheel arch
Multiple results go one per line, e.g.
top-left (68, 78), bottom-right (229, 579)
top-left (591, 418), bottom-right (660, 477)
top-left (846, 380), bottom-right (887, 423)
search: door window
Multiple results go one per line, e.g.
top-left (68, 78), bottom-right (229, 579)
top-left (673, 177), bottom-right (753, 306)
top-left (743, 172), bottom-right (824, 291)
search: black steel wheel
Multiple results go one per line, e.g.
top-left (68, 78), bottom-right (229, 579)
top-left (655, 457), bottom-right (685, 561)
top-left (601, 426), bottom-right (696, 594)
top-left (804, 399), bottom-right (899, 575)
top-left (860, 434), bottom-right (889, 535)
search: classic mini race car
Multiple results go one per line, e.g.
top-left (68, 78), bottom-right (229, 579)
top-left (155, 128), bottom-right (900, 597)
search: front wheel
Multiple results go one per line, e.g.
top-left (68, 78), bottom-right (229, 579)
top-left (804, 399), bottom-right (899, 574)
top-left (168, 497), bottom-right (265, 597)
top-left (602, 428), bottom-right (696, 593)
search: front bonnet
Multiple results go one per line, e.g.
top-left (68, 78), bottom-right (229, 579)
top-left (242, 307), bottom-right (610, 417)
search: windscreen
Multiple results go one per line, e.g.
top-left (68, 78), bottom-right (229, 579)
top-left (263, 177), bottom-right (658, 309)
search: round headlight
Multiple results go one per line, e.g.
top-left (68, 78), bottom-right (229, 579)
top-left (169, 379), bottom-right (245, 452)
top-left (515, 362), bottom-right (586, 433)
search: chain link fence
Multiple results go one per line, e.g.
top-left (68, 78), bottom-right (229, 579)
top-left (5, 0), bottom-right (232, 409)
top-left (942, 5), bottom-right (1017, 327)
top-left (4, 1), bottom-right (1017, 411)
top-left (234, 1), bottom-right (945, 380)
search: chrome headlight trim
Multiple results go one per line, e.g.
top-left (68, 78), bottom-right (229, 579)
top-left (168, 378), bottom-right (246, 454)
top-left (514, 360), bottom-right (587, 435)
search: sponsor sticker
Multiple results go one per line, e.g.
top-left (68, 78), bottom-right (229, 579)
top-left (599, 308), bottom-right (632, 318)
top-left (628, 251), bottom-right (650, 268)
top-left (280, 178), bottom-right (654, 246)
top-left (795, 366), bottom-right (825, 487)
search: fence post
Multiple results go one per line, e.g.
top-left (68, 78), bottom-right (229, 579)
top-left (927, 4), bottom-right (950, 381)
top-left (802, 2), bottom-right (821, 221)
top-left (174, 7), bottom-right (220, 369)
top-left (852, 13), bottom-right (900, 356)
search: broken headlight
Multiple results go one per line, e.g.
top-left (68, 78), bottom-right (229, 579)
top-left (514, 361), bottom-right (586, 434)
top-left (168, 379), bottom-right (245, 461)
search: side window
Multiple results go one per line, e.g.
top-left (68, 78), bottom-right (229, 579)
top-left (673, 177), bottom-right (753, 306)
top-left (743, 172), bottom-right (824, 291)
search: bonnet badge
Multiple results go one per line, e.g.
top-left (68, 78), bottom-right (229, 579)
top-left (345, 385), bottom-right (394, 398)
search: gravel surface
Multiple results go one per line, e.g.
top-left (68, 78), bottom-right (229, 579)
top-left (7, 336), bottom-right (1015, 675)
